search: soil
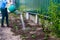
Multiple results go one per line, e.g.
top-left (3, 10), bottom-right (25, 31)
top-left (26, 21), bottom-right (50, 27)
top-left (9, 14), bottom-right (60, 40)
top-left (0, 27), bottom-right (22, 40)
top-left (9, 16), bottom-right (45, 40)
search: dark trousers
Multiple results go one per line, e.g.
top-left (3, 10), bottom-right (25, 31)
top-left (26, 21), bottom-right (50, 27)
top-left (1, 8), bottom-right (9, 26)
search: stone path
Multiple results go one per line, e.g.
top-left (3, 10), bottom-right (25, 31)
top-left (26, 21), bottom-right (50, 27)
top-left (0, 27), bottom-right (22, 40)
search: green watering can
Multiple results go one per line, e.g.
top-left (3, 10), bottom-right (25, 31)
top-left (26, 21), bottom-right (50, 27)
top-left (8, 4), bottom-right (16, 13)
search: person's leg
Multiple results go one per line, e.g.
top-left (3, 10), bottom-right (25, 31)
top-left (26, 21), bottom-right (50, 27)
top-left (5, 8), bottom-right (9, 26)
top-left (6, 13), bottom-right (9, 26)
top-left (1, 15), bottom-right (5, 26)
top-left (1, 9), bottom-right (5, 27)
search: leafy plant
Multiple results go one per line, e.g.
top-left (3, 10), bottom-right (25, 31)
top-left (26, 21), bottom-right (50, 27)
top-left (48, 0), bottom-right (60, 37)
top-left (31, 34), bottom-right (36, 39)
top-left (38, 0), bottom-right (60, 38)
top-left (13, 23), bottom-right (18, 31)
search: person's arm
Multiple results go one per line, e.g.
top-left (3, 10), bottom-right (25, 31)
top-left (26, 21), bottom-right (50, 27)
top-left (5, 0), bottom-right (12, 8)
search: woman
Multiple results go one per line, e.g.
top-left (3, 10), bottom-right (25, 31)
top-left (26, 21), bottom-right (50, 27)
top-left (0, 0), bottom-right (10, 27)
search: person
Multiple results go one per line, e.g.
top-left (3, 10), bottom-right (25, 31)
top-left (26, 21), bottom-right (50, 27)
top-left (0, 0), bottom-right (9, 27)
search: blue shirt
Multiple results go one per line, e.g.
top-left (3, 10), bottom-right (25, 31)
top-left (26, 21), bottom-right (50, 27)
top-left (0, 0), bottom-right (7, 9)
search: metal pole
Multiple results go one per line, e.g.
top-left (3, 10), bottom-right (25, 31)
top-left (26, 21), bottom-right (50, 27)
top-left (35, 14), bottom-right (38, 24)
top-left (20, 13), bottom-right (25, 30)
top-left (26, 12), bottom-right (29, 20)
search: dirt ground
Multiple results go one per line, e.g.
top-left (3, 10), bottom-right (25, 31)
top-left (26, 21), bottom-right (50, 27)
top-left (0, 27), bottom-right (22, 40)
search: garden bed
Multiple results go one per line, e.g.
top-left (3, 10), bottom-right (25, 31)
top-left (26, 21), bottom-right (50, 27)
top-left (9, 14), bottom-right (60, 40)
top-left (9, 14), bottom-right (45, 40)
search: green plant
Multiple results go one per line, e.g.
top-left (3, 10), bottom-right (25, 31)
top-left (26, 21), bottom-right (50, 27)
top-left (31, 34), bottom-right (36, 39)
top-left (38, 0), bottom-right (60, 38)
top-left (32, 28), bottom-right (36, 31)
top-left (48, 0), bottom-right (60, 37)
top-left (13, 23), bottom-right (18, 31)
top-left (44, 34), bottom-right (49, 40)
top-left (21, 34), bottom-right (27, 39)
